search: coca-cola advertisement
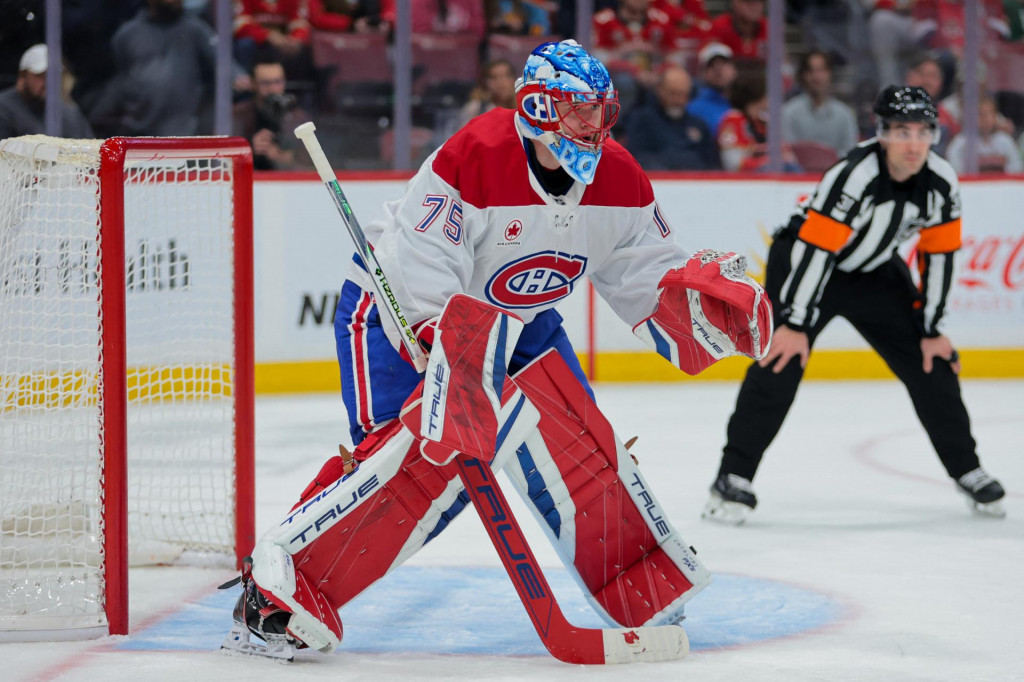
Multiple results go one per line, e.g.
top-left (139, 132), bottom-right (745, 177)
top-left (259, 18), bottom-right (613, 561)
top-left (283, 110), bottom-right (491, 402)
top-left (952, 233), bottom-right (1024, 309)
top-left (909, 183), bottom-right (1024, 346)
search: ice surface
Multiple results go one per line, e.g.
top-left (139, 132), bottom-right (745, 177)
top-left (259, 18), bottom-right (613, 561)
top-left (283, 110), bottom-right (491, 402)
top-left (5, 380), bottom-right (1022, 681)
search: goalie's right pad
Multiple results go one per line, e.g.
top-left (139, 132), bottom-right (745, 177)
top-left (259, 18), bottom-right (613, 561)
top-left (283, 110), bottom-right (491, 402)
top-left (634, 249), bottom-right (773, 375)
top-left (243, 418), bottom-right (466, 653)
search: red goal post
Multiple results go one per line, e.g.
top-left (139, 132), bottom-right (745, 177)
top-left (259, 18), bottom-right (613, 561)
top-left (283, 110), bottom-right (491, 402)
top-left (0, 136), bottom-right (255, 640)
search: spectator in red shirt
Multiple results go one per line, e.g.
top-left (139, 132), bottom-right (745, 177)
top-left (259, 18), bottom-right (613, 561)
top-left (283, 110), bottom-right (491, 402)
top-left (234, 0), bottom-right (320, 80)
top-left (379, 0), bottom-right (486, 38)
top-left (235, 0), bottom-right (311, 58)
top-left (717, 69), bottom-right (800, 171)
top-left (593, 0), bottom-right (680, 115)
top-left (651, 0), bottom-right (712, 42)
top-left (707, 0), bottom-right (767, 63)
top-left (593, 0), bottom-right (679, 78)
top-left (913, 0), bottom-right (1006, 56)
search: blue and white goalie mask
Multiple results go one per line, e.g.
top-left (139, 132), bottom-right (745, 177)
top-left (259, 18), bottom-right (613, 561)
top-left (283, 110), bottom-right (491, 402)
top-left (515, 40), bottom-right (620, 186)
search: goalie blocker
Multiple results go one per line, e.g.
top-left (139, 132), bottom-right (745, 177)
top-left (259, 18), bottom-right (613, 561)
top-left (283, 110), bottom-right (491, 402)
top-left (223, 295), bottom-right (711, 659)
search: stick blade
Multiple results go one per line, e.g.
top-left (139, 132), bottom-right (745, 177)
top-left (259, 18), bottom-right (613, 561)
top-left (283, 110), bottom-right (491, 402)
top-left (601, 624), bottom-right (690, 664)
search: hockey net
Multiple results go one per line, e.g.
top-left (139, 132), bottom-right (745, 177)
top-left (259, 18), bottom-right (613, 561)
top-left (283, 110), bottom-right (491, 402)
top-left (0, 135), bottom-right (254, 640)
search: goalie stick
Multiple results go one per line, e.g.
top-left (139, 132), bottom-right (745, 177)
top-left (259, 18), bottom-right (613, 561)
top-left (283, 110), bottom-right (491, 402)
top-left (292, 122), bottom-right (690, 665)
top-left (294, 121), bottom-right (427, 372)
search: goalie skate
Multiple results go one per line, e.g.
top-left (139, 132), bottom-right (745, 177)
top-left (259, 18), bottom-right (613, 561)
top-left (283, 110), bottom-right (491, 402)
top-left (956, 468), bottom-right (1007, 519)
top-left (221, 623), bottom-right (296, 663)
top-left (702, 474), bottom-right (757, 525)
top-left (219, 558), bottom-right (300, 662)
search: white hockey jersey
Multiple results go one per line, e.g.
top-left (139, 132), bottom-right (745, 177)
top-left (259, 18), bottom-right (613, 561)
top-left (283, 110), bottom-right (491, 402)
top-left (350, 108), bottom-right (688, 348)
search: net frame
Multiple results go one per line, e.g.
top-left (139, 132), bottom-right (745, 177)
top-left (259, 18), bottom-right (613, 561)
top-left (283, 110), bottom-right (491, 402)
top-left (0, 136), bottom-right (254, 640)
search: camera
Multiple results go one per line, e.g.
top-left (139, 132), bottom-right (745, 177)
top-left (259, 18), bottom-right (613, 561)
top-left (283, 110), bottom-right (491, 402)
top-left (258, 93), bottom-right (297, 131)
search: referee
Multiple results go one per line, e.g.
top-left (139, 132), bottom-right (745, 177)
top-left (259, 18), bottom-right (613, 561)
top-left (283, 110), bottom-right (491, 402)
top-left (704, 86), bottom-right (1006, 524)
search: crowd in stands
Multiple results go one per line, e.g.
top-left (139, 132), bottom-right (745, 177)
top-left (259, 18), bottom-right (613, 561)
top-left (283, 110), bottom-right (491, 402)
top-left (3, 0), bottom-right (1024, 174)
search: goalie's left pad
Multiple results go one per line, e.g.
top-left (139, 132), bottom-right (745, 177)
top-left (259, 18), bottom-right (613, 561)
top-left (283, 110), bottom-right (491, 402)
top-left (634, 249), bottom-right (773, 375)
top-left (504, 349), bottom-right (712, 626)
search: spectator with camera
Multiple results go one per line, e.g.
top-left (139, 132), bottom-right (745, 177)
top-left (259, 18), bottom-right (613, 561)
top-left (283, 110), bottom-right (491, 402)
top-left (233, 59), bottom-right (311, 171)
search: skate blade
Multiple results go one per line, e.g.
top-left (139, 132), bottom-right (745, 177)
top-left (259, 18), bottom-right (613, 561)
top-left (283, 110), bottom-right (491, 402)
top-left (701, 496), bottom-right (751, 525)
top-left (965, 497), bottom-right (1006, 519)
top-left (221, 623), bottom-right (295, 663)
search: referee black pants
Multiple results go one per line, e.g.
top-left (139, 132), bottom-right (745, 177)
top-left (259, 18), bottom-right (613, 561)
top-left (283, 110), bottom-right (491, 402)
top-left (719, 235), bottom-right (980, 482)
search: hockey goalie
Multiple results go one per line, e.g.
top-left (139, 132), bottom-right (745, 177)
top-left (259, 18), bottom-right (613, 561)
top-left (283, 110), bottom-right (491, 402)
top-left (220, 39), bottom-right (773, 663)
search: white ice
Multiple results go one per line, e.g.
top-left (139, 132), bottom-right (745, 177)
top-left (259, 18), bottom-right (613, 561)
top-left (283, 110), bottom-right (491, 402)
top-left (5, 379), bottom-right (1023, 681)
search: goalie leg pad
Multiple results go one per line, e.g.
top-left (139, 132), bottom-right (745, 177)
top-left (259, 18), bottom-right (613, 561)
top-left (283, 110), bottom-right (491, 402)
top-left (417, 293), bottom-right (525, 464)
top-left (504, 350), bottom-right (711, 627)
top-left (249, 541), bottom-right (343, 653)
top-left (248, 416), bottom-right (469, 651)
top-left (401, 296), bottom-right (709, 627)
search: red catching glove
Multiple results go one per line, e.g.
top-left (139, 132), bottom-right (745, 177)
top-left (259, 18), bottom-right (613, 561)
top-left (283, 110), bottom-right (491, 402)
top-left (634, 249), bottom-right (773, 375)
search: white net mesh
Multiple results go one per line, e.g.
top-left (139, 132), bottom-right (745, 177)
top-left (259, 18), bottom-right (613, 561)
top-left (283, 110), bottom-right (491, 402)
top-left (0, 135), bottom-right (242, 637)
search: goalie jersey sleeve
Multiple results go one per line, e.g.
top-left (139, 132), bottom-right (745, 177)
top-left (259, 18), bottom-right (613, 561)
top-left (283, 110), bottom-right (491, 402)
top-left (351, 109), bottom-right (688, 349)
top-left (775, 141), bottom-right (962, 336)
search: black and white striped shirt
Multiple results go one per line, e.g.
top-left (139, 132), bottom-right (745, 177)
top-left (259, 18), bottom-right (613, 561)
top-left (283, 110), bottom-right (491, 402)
top-left (776, 139), bottom-right (962, 336)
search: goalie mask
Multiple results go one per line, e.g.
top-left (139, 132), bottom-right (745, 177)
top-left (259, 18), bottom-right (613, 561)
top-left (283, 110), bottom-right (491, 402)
top-left (515, 40), bottom-right (620, 185)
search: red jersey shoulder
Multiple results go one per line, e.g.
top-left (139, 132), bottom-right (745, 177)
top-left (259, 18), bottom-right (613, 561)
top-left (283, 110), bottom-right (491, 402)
top-left (716, 110), bottom-right (750, 147)
top-left (708, 13), bottom-right (743, 53)
top-left (708, 13), bottom-right (765, 59)
top-left (431, 109), bottom-right (540, 208)
top-left (582, 139), bottom-right (655, 208)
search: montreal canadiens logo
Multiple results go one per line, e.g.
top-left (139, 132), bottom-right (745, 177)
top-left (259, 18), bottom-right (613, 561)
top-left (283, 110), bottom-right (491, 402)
top-left (504, 220), bottom-right (523, 242)
top-left (486, 251), bottom-right (587, 309)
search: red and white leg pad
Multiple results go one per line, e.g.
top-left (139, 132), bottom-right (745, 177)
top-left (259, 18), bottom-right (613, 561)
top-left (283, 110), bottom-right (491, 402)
top-left (503, 350), bottom-right (711, 626)
top-left (416, 293), bottom-right (526, 465)
top-left (243, 295), bottom-right (538, 653)
top-left (249, 541), bottom-right (343, 652)
top-left (245, 293), bottom-right (708, 652)
top-left (248, 419), bottom-right (467, 651)
top-left (407, 295), bottom-right (710, 626)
